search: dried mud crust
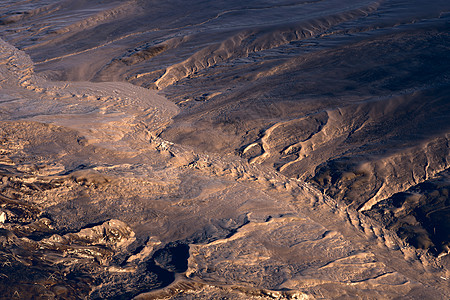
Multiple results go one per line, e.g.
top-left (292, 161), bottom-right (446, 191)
top-left (0, 118), bottom-right (449, 299)
top-left (364, 169), bottom-right (450, 257)
top-left (0, 1), bottom-right (449, 299)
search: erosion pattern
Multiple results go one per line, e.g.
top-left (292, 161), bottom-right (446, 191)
top-left (0, 0), bottom-right (449, 299)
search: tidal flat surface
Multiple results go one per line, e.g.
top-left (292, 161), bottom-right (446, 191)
top-left (0, 0), bottom-right (449, 299)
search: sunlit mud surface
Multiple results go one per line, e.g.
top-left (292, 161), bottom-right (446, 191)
top-left (0, 0), bottom-right (449, 299)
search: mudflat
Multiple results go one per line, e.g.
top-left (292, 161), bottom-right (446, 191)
top-left (0, 1), bottom-right (449, 299)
